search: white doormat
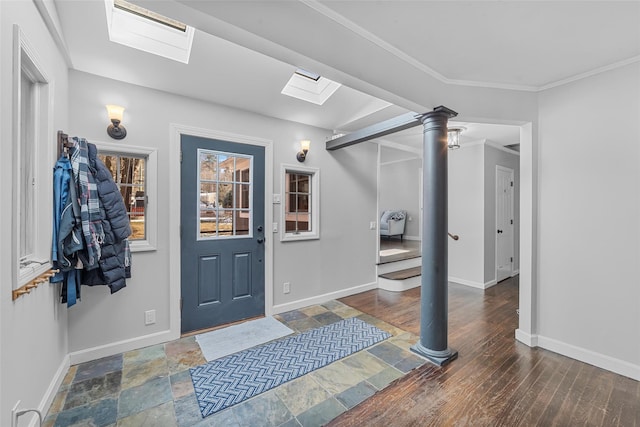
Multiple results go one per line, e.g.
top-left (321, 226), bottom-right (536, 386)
top-left (380, 248), bottom-right (410, 257)
top-left (195, 316), bottom-right (294, 362)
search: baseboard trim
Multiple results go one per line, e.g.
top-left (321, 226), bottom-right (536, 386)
top-left (515, 329), bottom-right (538, 347)
top-left (378, 275), bottom-right (421, 292)
top-left (68, 330), bottom-right (176, 365)
top-left (516, 331), bottom-right (640, 381)
top-left (448, 276), bottom-right (497, 289)
top-left (32, 354), bottom-right (70, 427)
top-left (535, 334), bottom-right (640, 381)
top-left (272, 281), bottom-right (378, 314)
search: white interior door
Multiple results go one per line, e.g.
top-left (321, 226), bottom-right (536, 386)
top-left (496, 166), bottom-right (514, 282)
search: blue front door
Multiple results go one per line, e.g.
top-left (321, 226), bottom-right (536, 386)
top-left (180, 135), bottom-right (265, 333)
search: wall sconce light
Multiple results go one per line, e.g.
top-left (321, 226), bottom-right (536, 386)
top-left (106, 104), bottom-right (127, 140)
top-left (447, 126), bottom-right (464, 150)
top-left (297, 140), bottom-right (310, 162)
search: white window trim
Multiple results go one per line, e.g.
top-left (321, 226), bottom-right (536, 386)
top-left (93, 141), bottom-right (158, 252)
top-left (280, 164), bottom-right (320, 242)
top-left (13, 25), bottom-right (54, 286)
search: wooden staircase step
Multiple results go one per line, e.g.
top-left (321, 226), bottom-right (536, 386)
top-left (378, 266), bottom-right (421, 281)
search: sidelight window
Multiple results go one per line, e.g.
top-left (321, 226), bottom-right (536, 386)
top-left (281, 165), bottom-right (319, 241)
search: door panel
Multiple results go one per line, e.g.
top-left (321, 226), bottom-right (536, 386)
top-left (496, 166), bottom-right (514, 282)
top-left (181, 135), bottom-right (265, 333)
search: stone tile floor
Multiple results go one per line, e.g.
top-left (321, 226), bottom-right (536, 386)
top-left (44, 300), bottom-right (426, 427)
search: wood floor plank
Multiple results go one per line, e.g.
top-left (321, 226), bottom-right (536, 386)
top-left (329, 277), bottom-right (639, 426)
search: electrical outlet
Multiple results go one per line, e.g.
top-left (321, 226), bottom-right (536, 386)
top-left (145, 310), bottom-right (156, 325)
top-left (283, 282), bottom-right (290, 294)
top-left (272, 222), bottom-right (278, 233)
top-left (273, 194), bottom-right (281, 204)
top-left (369, 221), bottom-right (377, 230)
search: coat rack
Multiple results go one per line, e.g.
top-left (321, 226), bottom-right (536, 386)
top-left (12, 269), bottom-right (59, 300)
top-left (57, 130), bottom-right (75, 158)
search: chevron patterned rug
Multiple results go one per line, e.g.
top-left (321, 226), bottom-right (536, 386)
top-left (190, 317), bottom-right (391, 418)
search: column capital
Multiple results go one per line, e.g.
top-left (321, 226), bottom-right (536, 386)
top-left (419, 105), bottom-right (458, 123)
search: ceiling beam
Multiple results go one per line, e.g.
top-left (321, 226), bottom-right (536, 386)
top-left (326, 111), bottom-right (423, 151)
top-left (326, 106), bottom-right (458, 151)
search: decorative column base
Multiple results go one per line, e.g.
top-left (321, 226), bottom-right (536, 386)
top-left (411, 342), bottom-right (458, 366)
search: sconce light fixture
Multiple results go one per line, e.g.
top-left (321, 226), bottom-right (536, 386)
top-left (106, 104), bottom-right (127, 140)
top-left (297, 139), bottom-right (310, 162)
top-left (447, 126), bottom-right (464, 150)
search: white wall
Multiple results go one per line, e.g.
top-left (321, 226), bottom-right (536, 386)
top-left (67, 70), bottom-right (378, 355)
top-left (484, 144), bottom-right (520, 284)
top-left (537, 62), bottom-right (640, 378)
top-left (0, 2), bottom-right (69, 425)
top-left (379, 150), bottom-right (421, 239)
top-left (448, 144), bottom-right (485, 286)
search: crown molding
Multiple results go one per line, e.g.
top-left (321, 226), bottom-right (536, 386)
top-left (301, 0), bottom-right (639, 93)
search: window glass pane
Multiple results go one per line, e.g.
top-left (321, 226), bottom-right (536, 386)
top-left (235, 184), bottom-right (250, 209)
top-left (297, 174), bottom-right (310, 193)
top-left (218, 183), bottom-right (233, 208)
top-left (218, 154), bottom-right (234, 182)
top-left (99, 154), bottom-right (118, 177)
top-left (218, 210), bottom-right (233, 236)
top-left (235, 210), bottom-right (250, 235)
top-left (199, 152), bottom-right (217, 181)
top-left (284, 171), bottom-right (313, 235)
top-left (19, 70), bottom-right (35, 259)
top-left (199, 217), bottom-right (216, 238)
top-left (297, 194), bottom-right (309, 212)
top-left (99, 152), bottom-right (147, 241)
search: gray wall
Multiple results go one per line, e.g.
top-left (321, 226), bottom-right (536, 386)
top-left (66, 70), bottom-right (378, 353)
top-left (0, 2), bottom-right (70, 424)
top-left (448, 144), bottom-right (485, 285)
top-left (537, 62), bottom-right (640, 370)
top-left (484, 144), bottom-right (520, 283)
top-left (379, 151), bottom-right (421, 239)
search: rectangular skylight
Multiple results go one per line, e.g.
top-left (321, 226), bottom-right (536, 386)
top-left (294, 68), bottom-right (321, 82)
top-left (105, 0), bottom-right (195, 64)
top-left (114, 0), bottom-right (187, 32)
top-left (282, 69), bottom-right (341, 105)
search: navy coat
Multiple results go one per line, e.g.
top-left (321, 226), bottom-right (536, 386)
top-left (83, 143), bottom-right (132, 293)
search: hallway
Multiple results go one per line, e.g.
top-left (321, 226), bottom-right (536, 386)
top-left (332, 277), bottom-right (640, 426)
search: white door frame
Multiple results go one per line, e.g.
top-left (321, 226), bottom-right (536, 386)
top-left (169, 124), bottom-right (273, 340)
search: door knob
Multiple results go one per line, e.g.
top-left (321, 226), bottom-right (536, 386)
top-left (497, 229), bottom-right (503, 234)
top-left (257, 226), bottom-right (263, 232)
top-left (257, 238), bottom-right (265, 244)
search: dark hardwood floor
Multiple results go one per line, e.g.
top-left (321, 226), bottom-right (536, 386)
top-left (332, 277), bottom-right (640, 426)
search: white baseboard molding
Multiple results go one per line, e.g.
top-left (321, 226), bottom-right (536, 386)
top-left (448, 276), bottom-right (497, 289)
top-left (515, 329), bottom-right (538, 347)
top-left (378, 275), bottom-right (421, 292)
top-left (68, 329), bottom-right (176, 366)
top-left (402, 235), bottom-right (420, 241)
top-left (516, 332), bottom-right (640, 381)
top-left (511, 269), bottom-right (520, 276)
top-left (272, 281), bottom-right (378, 314)
top-left (30, 354), bottom-right (70, 427)
top-left (536, 334), bottom-right (640, 381)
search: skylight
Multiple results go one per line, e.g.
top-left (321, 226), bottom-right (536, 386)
top-left (114, 0), bottom-right (186, 32)
top-left (104, 0), bottom-right (195, 64)
top-left (281, 69), bottom-right (341, 105)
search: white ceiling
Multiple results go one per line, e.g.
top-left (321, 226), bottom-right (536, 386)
top-left (55, 0), bottom-right (640, 148)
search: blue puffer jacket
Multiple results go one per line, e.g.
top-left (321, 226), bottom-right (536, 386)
top-left (83, 143), bottom-right (132, 293)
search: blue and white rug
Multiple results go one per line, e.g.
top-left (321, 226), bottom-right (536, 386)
top-left (190, 317), bottom-right (391, 417)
